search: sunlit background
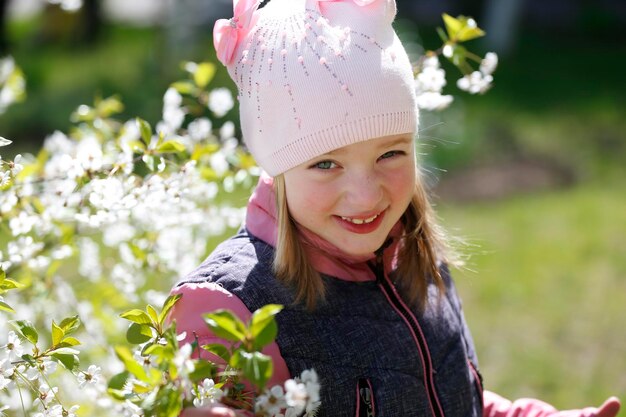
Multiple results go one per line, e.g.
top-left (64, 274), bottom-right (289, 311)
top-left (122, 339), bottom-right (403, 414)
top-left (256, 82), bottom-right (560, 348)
top-left (1, 0), bottom-right (624, 410)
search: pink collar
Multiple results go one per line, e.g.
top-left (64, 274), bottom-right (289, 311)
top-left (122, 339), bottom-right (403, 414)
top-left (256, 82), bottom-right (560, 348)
top-left (245, 174), bottom-right (401, 282)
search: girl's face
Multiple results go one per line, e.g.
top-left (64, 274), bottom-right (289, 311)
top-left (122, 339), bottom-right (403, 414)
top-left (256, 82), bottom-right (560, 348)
top-left (283, 133), bottom-right (416, 257)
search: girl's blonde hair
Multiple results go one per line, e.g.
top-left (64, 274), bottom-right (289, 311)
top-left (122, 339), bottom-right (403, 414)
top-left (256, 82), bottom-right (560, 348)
top-left (272, 171), bottom-right (452, 310)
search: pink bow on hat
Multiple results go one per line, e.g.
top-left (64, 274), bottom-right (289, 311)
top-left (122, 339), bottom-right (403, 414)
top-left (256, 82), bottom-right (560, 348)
top-left (213, 0), bottom-right (261, 66)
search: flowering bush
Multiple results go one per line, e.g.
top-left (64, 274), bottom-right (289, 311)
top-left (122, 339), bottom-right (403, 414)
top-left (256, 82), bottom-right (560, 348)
top-left (0, 13), bottom-right (494, 417)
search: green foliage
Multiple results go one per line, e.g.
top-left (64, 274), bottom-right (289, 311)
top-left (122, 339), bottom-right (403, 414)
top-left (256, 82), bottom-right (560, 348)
top-left (113, 295), bottom-right (284, 412)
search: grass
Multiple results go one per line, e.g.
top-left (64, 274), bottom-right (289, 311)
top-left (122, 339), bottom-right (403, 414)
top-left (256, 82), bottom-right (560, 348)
top-left (439, 177), bottom-right (626, 407)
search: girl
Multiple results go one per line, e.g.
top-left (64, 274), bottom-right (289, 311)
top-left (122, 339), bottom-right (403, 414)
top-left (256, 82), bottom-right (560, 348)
top-left (170, 0), bottom-right (621, 415)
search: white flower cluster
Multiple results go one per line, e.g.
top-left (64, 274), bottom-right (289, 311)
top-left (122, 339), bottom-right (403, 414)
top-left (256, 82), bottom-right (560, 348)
top-left (414, 50), bottom-right (498, 111)
top-left (457, 52), bottom-right (498, 95)
top-left (254, 369), bottom-right (321, 417)
top-left (0, 331), bottom-right (105, 416)
top-left (0, 63), bottom-right (256, 415)
top-left (414, 56), bottom-right (454, 111)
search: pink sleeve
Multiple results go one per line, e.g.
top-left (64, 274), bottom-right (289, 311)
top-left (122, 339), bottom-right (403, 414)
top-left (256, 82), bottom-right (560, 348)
top-left (483, 390), bottom-right (558, 417)
top-left (483, 390), bottom-right (618, 417)
top-left (169, 282), bottom-right (292, 388)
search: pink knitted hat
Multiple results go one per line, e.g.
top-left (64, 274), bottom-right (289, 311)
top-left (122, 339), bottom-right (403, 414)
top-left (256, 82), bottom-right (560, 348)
top-left (214, 0), bottom-right (418, 176)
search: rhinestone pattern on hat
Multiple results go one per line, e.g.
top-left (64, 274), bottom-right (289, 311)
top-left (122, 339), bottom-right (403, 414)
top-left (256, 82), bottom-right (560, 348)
top-left (233, 8), bottom-right (394, 134)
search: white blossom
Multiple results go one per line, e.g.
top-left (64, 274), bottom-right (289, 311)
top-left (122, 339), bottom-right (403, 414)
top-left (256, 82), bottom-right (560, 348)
top-left (8, 236), bottom-right (44, 264)
top-left (9, 154), bottom-right (23, 175)
top-left (284, 379), bottom-right (308, 414)
top-left (88, 177), bottom-right (125, 210)
top-left (188, 117), bottom-right (212, 142)
top-left (37, 384), bottom-right (59, 407)
top-left (480, 52), bottom-right (499, 76)
top-left (0, 56), bottom-right (15, 83)
top-left (255, 385), bottom-right (286, 416)
top-left (0, 358), bottom-right (15, 390)
top-left (210, 151), bottom-right (230, 177)
top-left (416, 92), bottom-right (454, 111)
top-left (76, 135), bottom-right (104, 172)
top-left (192, 378), bottom-right (223, 408)
top-left (219, 121), bottom-right (236, 140)
top-left (78, 238), bottom-right (102, 281)
top-left (77, 365), bottom-right (101, 389)
top-left (8, 211), bottom-right (39, 236)
top-left (208, 88), bottom-right (234, 118)
top-left (457, 70), bottom-right (493, 94)
top-left (43, 131), bottom-right (74, 155)
top-left (0, 189), bottom-right (17, 213)
top-left (26, 359), bottom-right (58, 381)
top-left (415, 60), bottom-right (446, 94)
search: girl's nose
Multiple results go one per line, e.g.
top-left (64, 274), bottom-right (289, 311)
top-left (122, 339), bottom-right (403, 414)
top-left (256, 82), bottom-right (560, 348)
top-left (344, 170), bottom-right (383, 209)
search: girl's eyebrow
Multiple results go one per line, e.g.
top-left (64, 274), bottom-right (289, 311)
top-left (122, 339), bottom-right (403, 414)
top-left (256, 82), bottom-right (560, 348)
top-left (380, 136), bottom-right (413, 148)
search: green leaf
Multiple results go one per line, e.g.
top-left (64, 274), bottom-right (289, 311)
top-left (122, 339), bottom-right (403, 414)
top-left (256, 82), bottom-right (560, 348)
top-left (51, 347), bottom-right (80, 355)
top-left (126, 139), bottom-right (146, 152)
top-left (156, 140), bottom-right (186, 154)
top-left (171, 81), bottom-right (196, 95)
top-left (457, 26), bottom-right (485, 42)
top-left (230, 350), bottom-right (273, 391)
top-left (188, 360), bottom-right (215, 382)
top-left (0, 300), bottom-right (15, 313)
top-left (59, 315), bottom-right (81, 335)
top-left (120, 309), bottom-right (153, 325)
top-left (96, 96), bottom-right (124, 117)
top-left (146, 305), bottom-right (159, 326)
top-left (51, 352), bottom-right (80, 371)
top-left (442, 13), bottom-right (462, 39)
top-left (201, 343), bottom-right (231, 362)
top-left (249, 304), bottom-right (283, 350)
top-left (153, 386), bottom-right (184, 417)
top-left (136, 117), bottom-right (152, 144)
top-left (108, 370), bottom-right (131, 391)
top-left (11, 320), bottom-right (38, 344)
top-left (203, 310), bottom-right (246, 343)
top-left (20, 354), bottom-right (37, 365)
top-left (158, 294), bottom-right (182, 326)
top-left (59, 337), bottom-right (81, 347)
top-left (127, 323), bottom-right (154, 344)
top-left (193, 62), bottom-right (217, 89)
top-left (114, 346), bottom-right (149, 382)
top-left (51, 321), bottom-right (64, 346)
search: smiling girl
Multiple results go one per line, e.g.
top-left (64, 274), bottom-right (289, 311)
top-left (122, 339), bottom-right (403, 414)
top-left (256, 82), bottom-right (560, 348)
top-left (169, 0), bottom-right (621, 416)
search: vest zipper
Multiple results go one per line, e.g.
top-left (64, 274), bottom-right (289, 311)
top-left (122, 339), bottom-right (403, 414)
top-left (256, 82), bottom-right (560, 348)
top-left (356, 378), bottom-right (375, 417)
top-left (372, 258), bottom-right (445, 417)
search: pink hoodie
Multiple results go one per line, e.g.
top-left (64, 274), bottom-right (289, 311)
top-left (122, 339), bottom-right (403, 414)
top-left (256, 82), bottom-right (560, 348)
top-left (169, 175), bottom-right (619, 417)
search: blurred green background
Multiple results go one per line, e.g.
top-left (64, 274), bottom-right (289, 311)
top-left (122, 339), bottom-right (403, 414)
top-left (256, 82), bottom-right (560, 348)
top-left (1, 0), bottom-right (624, 410)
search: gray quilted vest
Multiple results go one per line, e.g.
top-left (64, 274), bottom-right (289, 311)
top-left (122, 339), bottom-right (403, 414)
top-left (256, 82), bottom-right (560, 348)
top-left (178, 228), bottom-right (483, 417)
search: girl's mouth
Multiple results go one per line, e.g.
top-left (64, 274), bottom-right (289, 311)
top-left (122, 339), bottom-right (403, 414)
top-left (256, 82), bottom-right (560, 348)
top-left (340, 213), bottom-right (379, 225)
top-left (334, 211), bottom-right (386, 234)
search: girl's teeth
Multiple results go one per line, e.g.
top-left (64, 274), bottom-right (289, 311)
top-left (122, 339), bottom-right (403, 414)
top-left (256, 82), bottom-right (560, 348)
top-left (341, 214), bottom-right (378, 225)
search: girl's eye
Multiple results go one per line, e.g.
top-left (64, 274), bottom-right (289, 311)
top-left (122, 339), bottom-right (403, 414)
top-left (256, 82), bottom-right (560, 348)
top-left (379, 150), bottom-right (404, 160)
top-left (311, 160), bottom-right (336, 170)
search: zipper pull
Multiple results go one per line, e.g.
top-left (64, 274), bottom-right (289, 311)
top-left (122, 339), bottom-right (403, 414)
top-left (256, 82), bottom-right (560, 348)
top-left (358, 378), bottom-right (375, 417)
